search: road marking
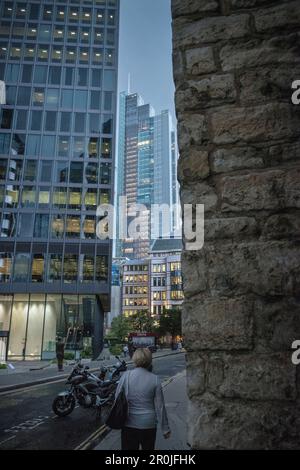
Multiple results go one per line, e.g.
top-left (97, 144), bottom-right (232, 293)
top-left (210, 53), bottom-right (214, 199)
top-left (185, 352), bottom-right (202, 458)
top-left (75, 424), bottom-right (107, 450)
top-left (0, 435), bottom-right (16, 446)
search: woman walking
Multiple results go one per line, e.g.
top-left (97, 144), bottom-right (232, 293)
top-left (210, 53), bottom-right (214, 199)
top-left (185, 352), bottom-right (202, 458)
top-left (114, 348), bottom-right (171, 450)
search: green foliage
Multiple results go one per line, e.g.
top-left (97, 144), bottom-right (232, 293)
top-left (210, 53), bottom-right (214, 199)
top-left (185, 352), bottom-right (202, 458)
top-left (0, 363), bottom-right (7, 370)
top-left (107, 315), bottom-right (132, 343)
top-left (157, 308), bottom-right (182, 338)
top-left (81, 346), bottom-right (93, 358)
top-left (63, 352), bottom-right (75, 360)
top-left (109, 344), bottom-right (123, 356)
top-left (129, 311), bottom-right (157, 333)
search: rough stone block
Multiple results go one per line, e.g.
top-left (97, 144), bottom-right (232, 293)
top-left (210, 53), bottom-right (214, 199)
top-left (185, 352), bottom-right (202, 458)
top-left (216, 354), bottom-right (297, 400)
top-left (211, 104), bottom-right (300, 145)
top-left (172, 0), bottom-right (219, 18)
top-left (254, 1), bottom-right (300, 32)
top-left (230, 0), bottom-right (279, 8)
top-left (183, 297), bottom-right (254, 350)
top-left (188, 395), bottom-right (300, 449)
top-left (220, 34), bottom-right (300, 72)
top-left (205, 216), bottom-right (258, 240)
top-left (176, 74), bottom-right (236, 110)
top-left (261, 213), bottom-right (300, 241)
top-left (220, 169), bottom-right (300, 212)
top-left (185, 241), bottom-right (300, 297)
top-left (177, 113), bottom-right (208, 150)
top-left (181, 181), bottom-right (218, 211)
top-left (173, 14), bottom-right (250, 48)
top-left (211, 147), bottom-right (264, 173)
top-left (185, 46), bottom-right (217, 75)
top-left (239, 64), bottom-right (300, 105)
top-left (254, 297), bottom-right (300, 352)
top-left (178, 149), bottom-right (210, 183)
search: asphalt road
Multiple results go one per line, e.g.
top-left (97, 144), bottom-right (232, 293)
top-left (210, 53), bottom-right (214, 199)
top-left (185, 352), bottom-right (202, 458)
top-left (0, 353), bottom-right (186, 450)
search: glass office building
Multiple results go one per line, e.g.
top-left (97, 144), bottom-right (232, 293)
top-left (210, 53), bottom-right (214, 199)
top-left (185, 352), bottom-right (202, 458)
top-left (0, 0), bottom-right (119, 360)
top-left (116, 93), bottom-right (179, 259)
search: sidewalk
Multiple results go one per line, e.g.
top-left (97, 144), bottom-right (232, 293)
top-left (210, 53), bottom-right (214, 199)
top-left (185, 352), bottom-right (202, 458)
top-left (0, 350), bottom-right (184, 393)
top-left (94, 370), bottom-right (188, 451)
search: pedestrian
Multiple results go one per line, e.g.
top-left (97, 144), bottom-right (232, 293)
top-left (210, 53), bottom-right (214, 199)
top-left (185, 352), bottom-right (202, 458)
top-left (123, 344), bottom-right (129, 358)
top-left (56, 336), bottom-right (65, 372)
top-left (177, 341), bottom-right (182, 351)
top-left (115, 348), bottom-right (171, 450)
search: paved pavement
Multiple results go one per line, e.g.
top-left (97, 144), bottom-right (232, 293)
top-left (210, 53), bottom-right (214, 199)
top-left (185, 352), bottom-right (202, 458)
top-left (0, 350), bottom-right (184, 392)
top-left (94, 370), bottom-right (189, 451)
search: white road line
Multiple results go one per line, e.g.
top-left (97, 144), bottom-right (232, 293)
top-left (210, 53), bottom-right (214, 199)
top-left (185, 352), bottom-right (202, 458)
top-left (0, 435), bottom-right (16, 446)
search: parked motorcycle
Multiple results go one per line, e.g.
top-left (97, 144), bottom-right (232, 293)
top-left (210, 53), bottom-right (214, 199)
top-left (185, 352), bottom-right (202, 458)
top-left (52, 357), bottom-right (127, 418)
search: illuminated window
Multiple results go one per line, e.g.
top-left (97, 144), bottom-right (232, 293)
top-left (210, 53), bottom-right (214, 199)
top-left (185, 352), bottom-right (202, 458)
top-left (24, 45), bottom-right (35, 62)
top-left (68, 188), bottom-right (81, 210)
top-left (83, 216), bottom-right (95, 239)
top-left (93, 49), bottom-right (103, 65)
top-left (66, 216), bottom-right (81, 238)
top-left (53, 188), bottom-right (67, 209)
top-left (38, 46), bottom-right (49, 62)
top-left (51, 215), bottom-right (65, 238)
top-left (10, 44), bottom-right (22, 61)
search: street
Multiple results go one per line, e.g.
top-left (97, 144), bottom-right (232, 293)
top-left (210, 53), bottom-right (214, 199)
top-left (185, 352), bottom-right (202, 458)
top-left (0, 353), bottom-right (186, 450)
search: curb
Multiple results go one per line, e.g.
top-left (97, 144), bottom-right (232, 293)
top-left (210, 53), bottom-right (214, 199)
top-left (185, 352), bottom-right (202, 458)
top-left (0, 351), bottom-right (185, 394)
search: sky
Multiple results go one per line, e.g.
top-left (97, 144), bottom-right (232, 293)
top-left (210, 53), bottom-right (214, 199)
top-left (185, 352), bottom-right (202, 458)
top-left (118, 0), bottom-right (176, 124)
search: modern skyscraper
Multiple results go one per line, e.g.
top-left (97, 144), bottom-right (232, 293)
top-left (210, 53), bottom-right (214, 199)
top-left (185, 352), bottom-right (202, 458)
top-left (116, 92), bottom-right (179, 260)
top-left (0, 0), bottom-right (119, 361)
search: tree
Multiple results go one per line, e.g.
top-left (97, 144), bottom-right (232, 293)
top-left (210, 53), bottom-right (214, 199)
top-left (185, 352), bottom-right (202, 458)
top-left (130, 310), bottom-right (157, 333)
top-left (106, 315), bottom-right (132, 343)
top-left (157, 308), bottom-right (182, 340)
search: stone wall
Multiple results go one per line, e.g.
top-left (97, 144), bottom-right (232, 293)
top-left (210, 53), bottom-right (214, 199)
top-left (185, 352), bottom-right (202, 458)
top-left (172, 0), bottom-right (300, 448)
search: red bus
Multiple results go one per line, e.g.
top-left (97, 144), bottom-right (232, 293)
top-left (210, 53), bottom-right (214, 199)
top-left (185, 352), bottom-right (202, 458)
top-left (128, 332), bottom-right (158, 356)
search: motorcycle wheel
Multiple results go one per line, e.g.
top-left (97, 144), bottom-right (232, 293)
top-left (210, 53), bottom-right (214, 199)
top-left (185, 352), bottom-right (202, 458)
top-left (52, 395), bottom-right (75, 417)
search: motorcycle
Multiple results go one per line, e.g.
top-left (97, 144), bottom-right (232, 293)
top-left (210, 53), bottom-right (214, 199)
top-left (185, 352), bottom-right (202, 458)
top-left (52, 357), bottom-right (127, 418)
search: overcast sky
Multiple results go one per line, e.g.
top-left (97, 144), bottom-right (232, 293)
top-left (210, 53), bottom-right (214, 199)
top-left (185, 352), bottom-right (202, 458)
top-left (118, 0), bottom-right (176, 124)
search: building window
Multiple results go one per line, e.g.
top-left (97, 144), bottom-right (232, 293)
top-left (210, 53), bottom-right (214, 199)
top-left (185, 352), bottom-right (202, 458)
top-left (54, 26), bottom-right (64, 42)
top-left (63, 68), bottom-right (74, 86)
top-left (63, 254), bottom-right (78, 283)
top-left (1, 212), bottom-right (16, 237)
top-left (84, 188), bottom-right (97, 210)
top-left (30, 111), bottom-right (42, 131)
top-left (16, 109), bottom-right (28, 131)
top-left (41, 136), bottom-right (56, 158)
top-left (33, 66), bottom-right (47, 85)
top-left (54, 161), bottom-right (68, 183)
top-left (24, 44), bottom-right (35, 61)
top-left (38, 46), bottom-right (49, 62)
top-left (21, 186), bottom-right (36, 207)
top-left (58, 137), bottom-right (70, 157)
top-left (89, 114), bottom-right (100, 134)
top-left (25, 134), bottom-right (40, 156)
top-left (47, 255), bottom-right (62, 282)
top-left (38, 25), bottom-right (52, 42)
top-left (101, 138), bottom-right (112, 158)
top-left (90, 90), bottom-right (101, 110)
top-left (51, 214), bottom-right (65, 238)
top-left (31, 255), bottom-right (45, 282)
top-left (43, 5), bottom-right (53, 21)
top-left (102, 115), bottom-right (113, 134)
top-left (5, 63), bottom-right (20, 82)
top-left (82, 256), bottom-right (94, 282)
top-left (74, 113), bottom-right (86, 132)
top-left (74, 91), bottom-right (88, 111)
top-left (1, 109), bottom-right (13, 129)
top-left (17, 87), bottom-right (31, 106)
top-left (0, 254), bottom-right (12, 282)
top-left (66, 216), bottom-right (81, 238)
top-left (40, 161), bottom-right (53, 183)
top-left (85, 162), bottom-right (98, 184)
top-left (38, 187), bottom-right (50, 208)
top-left (17, 213), bottom-right (34, 238)
top-left (68, 188), bottom-right (81, 210)
top-left (76, 68), bottom-right (88, 87)
top-left (96, 256), bottom-right (108, 281)
top-left (66, 47), bottom-right (76, 64)
top-left (73, 137), bottom-right (86, 158)
top-left (24, 160), bottom-right (37, 182)
top-left (11, 134), bottom-right (26, 155)
top-left (91, 70), bottom-right (102, 87)
top-left (83, 216), bottom-right (95, 239)
top-left (70, 162), bottom-right (83, 184)
top-left (45, 111), bottom-right (57, 132)
top-left (53, 188), bottom-right (67, 209)
top-left (60, 112), bottom-right (72, 133)
top-left (46, 89), bottom-right (59, 108)
top-left (32, 88), bottom-right (45, 106)
top-left (49, 67), bottom-right (62, 85)
top-left (13, 253), bottom-right (30, 282)
top-left (8, 159), bottom-right (23, 182)
top-left (61, 89), bottom-right (73, 108)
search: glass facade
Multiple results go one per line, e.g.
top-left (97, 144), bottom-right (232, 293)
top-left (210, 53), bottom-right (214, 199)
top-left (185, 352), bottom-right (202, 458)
top-left (0, 293), bottom-right (99, 360)
top-left (0, 0), bottom-right (119, 359)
